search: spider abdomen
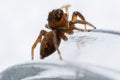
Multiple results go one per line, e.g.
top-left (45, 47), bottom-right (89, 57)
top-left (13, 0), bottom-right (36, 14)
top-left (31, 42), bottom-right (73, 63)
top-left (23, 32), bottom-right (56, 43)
top-left (40, 31), bottom-right (61, 59)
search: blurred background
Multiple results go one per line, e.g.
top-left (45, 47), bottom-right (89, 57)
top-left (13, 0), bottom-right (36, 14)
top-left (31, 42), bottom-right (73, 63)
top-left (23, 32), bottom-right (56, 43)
top-left (0, 0), bottom-right (120, 73)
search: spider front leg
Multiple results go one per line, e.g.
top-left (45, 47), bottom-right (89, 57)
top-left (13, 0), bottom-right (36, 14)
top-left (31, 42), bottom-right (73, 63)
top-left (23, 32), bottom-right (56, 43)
top-left (31, 30), bottom-right (47, 60)
top-left (71, 11), bottom-right (96, 32)
top-left (72, 11), bottom-right (85, 21)
top-left (60, 4), bottom-right (71, 15)
top-left (69, 20), bottom-right (95, 32)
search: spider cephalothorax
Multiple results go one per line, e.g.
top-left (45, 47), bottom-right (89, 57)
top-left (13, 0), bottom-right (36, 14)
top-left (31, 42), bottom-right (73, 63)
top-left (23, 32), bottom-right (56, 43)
top-left (31, 5), bottom-right (96, 60)
top-left (47, 9), bottom-right (69, 30)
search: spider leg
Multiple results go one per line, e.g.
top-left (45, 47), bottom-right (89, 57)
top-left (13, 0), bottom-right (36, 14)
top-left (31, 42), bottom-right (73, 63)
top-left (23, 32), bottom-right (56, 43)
top-left (71, 11), bottom-right (86, 31)
top-left (52, 30), bottom-right (63, 60)
top-left (60, 4), bottom-right (71, 15)
top-left (72, 11), bottom-right (85, 21)
top-left (60, 33), bottom-right (68, 41)
top-left (31, 30), bottom-right (47, 60)
top-left (69, 20), bottom-right (95, 32)
top-left (71, 11), bottom-right (96, 32)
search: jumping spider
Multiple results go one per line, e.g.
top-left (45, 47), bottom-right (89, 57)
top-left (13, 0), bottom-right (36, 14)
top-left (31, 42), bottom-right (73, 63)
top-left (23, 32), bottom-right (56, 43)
top-left (31, 5), bottom-right (96, 60)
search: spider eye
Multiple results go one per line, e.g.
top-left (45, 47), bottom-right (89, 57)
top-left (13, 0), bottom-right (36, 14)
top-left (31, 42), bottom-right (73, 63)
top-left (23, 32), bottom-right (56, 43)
top-left (55, 9), bottom-right (63, 21)
top-left (47, 11), bottom-right (52, 21)
top-left (56, 10), bottom-right (62, 18)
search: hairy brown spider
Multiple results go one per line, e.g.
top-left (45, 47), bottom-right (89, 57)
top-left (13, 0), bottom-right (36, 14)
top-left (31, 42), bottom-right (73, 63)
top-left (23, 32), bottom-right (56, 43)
top-left (31, 5), bottom-right (96, 60)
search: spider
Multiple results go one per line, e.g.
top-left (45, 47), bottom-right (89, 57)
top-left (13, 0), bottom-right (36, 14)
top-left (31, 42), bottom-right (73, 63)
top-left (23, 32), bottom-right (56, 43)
top-left (31, 4), bottom-right (96, 60)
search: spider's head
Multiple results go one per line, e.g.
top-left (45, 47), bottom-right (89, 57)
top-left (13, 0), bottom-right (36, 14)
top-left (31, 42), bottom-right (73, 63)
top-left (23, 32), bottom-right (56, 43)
top-left (47, 9), bottom-right (64, 22)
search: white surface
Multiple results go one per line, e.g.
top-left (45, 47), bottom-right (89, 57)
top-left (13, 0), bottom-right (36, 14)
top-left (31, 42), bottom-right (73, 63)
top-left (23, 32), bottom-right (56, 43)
top-left (0, 0), bottom-right (120, 79)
